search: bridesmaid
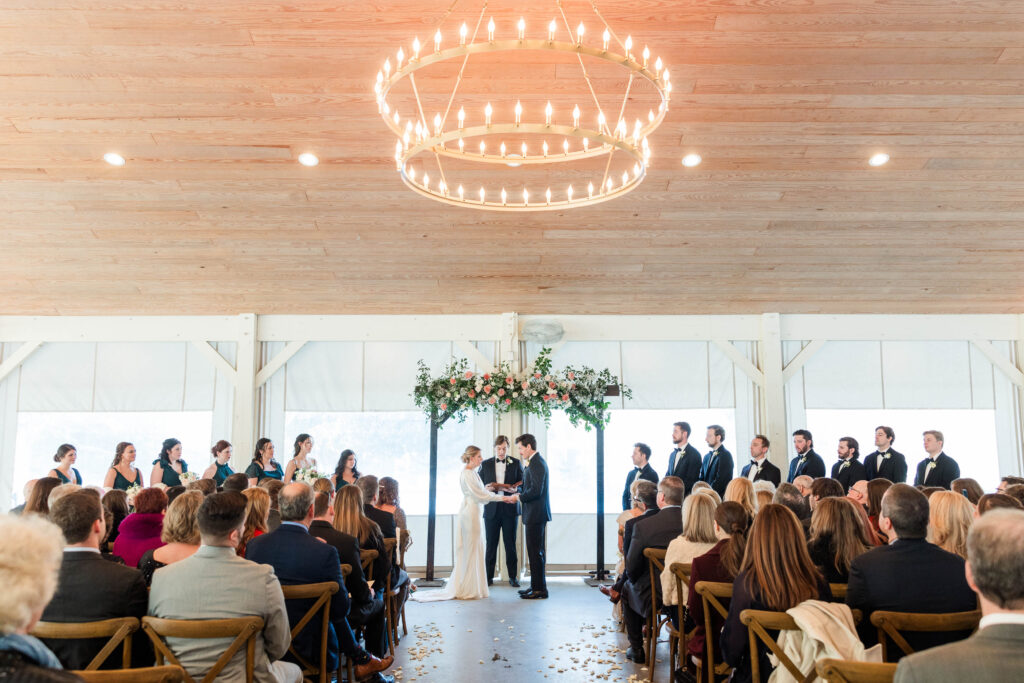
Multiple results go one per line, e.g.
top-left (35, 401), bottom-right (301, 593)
top-left (245, 438), bottom-right (283, 487)
top-left (103, 442), bottom-right (143, 490)
top-left (330, 449), bottom-right (360, 491)
top-left (150, 438), bottom-right (188, 487)
top-left (202, 440), bottom-right (234, 485)
top-left (283, 433), bottom-right (317, 483)
top-left (48, 444), bottom-right (82, 485)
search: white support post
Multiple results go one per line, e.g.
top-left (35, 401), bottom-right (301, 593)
top-left (231, 314), bottom-right (258, 473)
top-left (782, 339), bottom-right (825, 383)
top-left (255, 340), bottom-right (307, 388)
top-left (759, 313), bottom-right (788, 472)
top-left (0, 341), bottom-right (43, 384)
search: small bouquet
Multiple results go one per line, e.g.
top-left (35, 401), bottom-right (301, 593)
top-left (295, 467), bottom-right (323, 485)
top-left (179, 471), bottom-right (198, 484)
top-left (125, 484), bottom-right (142, 506)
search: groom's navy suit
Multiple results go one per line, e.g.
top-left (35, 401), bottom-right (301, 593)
top-left (479, 455), bottom-right (524, 582)
top-left (520, 453), bottom-right (551, 593)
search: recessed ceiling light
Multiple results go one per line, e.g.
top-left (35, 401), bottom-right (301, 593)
top-left (103, 153), bottom-right (126, 166)
top-left (298, 153), bottom-right (319, 167)
top-left (869, 153), bottom-right (890, 167)
top-left (681, 153), bottom-right (702, 167)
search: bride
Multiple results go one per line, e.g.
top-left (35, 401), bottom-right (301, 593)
top-left (412, 445), bottom-right (518, 601)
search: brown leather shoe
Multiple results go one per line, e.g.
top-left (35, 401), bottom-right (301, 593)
top-left (598, 585), bottom-right (620, 603)
top-left (353, 653), bottom-right (393, 679)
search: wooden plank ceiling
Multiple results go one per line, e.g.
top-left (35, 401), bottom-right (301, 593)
top-left (1, 0), bottom-right (1023, 315)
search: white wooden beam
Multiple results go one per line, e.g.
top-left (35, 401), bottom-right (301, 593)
top-left (0, 316), bottom-right (238, 342)
top-left (231, 314), bottom-right (259, 473)
top-left (455, 340), bottom-right (495, 374)
top-left (781, 314), bottom-right (1021, 342)
top-left (970, 339), bottom-right (1024, 388)
top-left (0, 341), bottom-right (43, 384)
top-left (759, 313), bottom-right (789, 472)
top-left (523, 315), bottom-right (763, 341)
top-left (782, 339), bottom-right (826, 384)
top-left (189, 341), bottom-right (237, 383)
top-left (712, 340), bottom-right (765, 387)
top-left (255, 341), bottom-right (307, 388)
top-left (258, 315), bottom-right (502, 342)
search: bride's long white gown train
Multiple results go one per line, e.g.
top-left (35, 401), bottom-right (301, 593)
top-left (411, 468), bottom-right (507, 601)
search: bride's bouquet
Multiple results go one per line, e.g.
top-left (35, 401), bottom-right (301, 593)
top-left (295, 467), bottom-right (323, 485)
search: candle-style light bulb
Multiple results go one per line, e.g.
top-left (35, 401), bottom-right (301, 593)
top-left (576, 22), bottom-right (585, 43)
top-left (393, 111), bottom-right (400, 125)
top-left (633, 163), bottom-right (641, 178)
top-left (642, 46), bottom-right (650, 66)
top-left (479, 141), bottom-right (486, 155)
top-left (621, 171), bottom-right (629, 186)
top-left (616, 119), bottom-right (626, 138)
top-left (548, 20), bottom-right (556, 41)
top-left (515, 100), bottom-right (523, 124)
top-left (597, 111), bottom-right (606, 130)
top-left (624, 35), bottom-right (632, 56)
top-left (583, 137), bottom-right (589, 151)
top-left (433, 113), bottom-right (442, 135)
top-left (587, 182), bottom-right (594, 198)
top-left (458, 137), bottom-right (465, 152)
top-left (409, 167), bottom-right (416, 181)
top-left (479, 187), bottom-right (485, 202)
top-left (402, 131), bottom-right (410, 148)
top-left (500, 141), bottom-right (506, 157)
top-left (544, 101), bottom-right (552, 125)
top-left (522, 188), bottom-right (529, 204)
top-left (439, 180), bottom-right (446, 195)
top-left (517, 17), bottom-right (525, 40)
top-left (521, 142), bottom-right (527, 156)
top-left (501, 188), bottom-right (507, 205)
top-left (434, 30), bottom-right (442, 52)
top-left (655, 57), bottom-right (663, 76)
top-left (412, 37), bottom-right (421, 58)
top-left (562, 139), bottom-right (569, 155)
top-left (572, 104), bottom-right (581, 127)
top-left (665, 81), bottom-right (673, 92)
top-left (396, 47), bottom-right (404, 66)
top-left (602, 29), bottom-right (610, 51)
top-left (383, 59), bottom-right (391, 76)
top-left (607, 178), bottom-right (614, 192)
top-left (567, 185), bottom-right (574, 201)
top-left (422, 172), bottom-right (429, 187)
top-left (488, 18), bottom-right (495, 41)
top-left (648, 109), bottom-right (655, 123)
top-left (542, 140), bottom-right (549, 156)
top-left (484, 102), bottom-right (492, 126)
top-left (545, 187), bottom-right (551, 204)
top-left (459, 23), bottom-right (468, 45)
top-left (458, 185), bottom-right (464, 200)
top-left (662, 69), bottom-right (670, 82)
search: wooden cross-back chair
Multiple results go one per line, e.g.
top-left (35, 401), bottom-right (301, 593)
top-left (397, 529), bottom-right (410, 636)
top-left (740, 608), bottom-right (863, 683)
top-left (359, 549), bottom-right (378, 580)
top-left (32, 616), bottom-right (139, 670)
top-left (667, 562), bottom-right (696, 683)
top-left (829, 584), bottom-right (848, 600)
top-left (694, 580), bottom-right (733, 683)
top-left (815, 658), bottom-right (898, 683)
top-left (72, 666), bottom-right (188, 682)
top-left (869, 609), bottom-right (981, 660)
top-left (280, 582), bottom-right (339, 683)
top-left (642, 547), bottom-right (672, 681)
top-left (142, 616), bottom-right (263, 683)
top-left (381, 537), bottom-right (399, 657)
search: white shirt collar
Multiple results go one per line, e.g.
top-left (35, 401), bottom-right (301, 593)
top-left (64, 546), bottom-right (101, 554)
top-left (980, 613), bottom-right (1024, 629)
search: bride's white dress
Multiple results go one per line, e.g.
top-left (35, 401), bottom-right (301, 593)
top-left (411, 467), bottom-right (506, 601)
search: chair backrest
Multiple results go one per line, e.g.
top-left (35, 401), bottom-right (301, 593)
top-left (399, 529), bottom-right (411, 568)
top-left (280, 582), bottom-right (339, 682)
top-left (829, 583), bottom-right (848, 600)
top-left (815, 658), bottom-right (897, 683)
top-left (74, 666), bottom-right (189, 683)
top-left (142, 616), bottom-right (264, 683)
top-left (869, 609), bottom-right (981, 659)
top-left (340, 563), bottom-right (352, 578)
top-left (668, 562), bottom-right (692, 635)
top-left (360, 549), bottom-right (378, 580)
top-left (741, 607), bottom-right (864, 683)
top-left (32, 617), bottom-right (139, 670)
top-left (383, 537), bottom-right (398, 564)
top-left (644, 548), bottom-right (668, 615)
top-left (694, 581), bottom-right (733, 683)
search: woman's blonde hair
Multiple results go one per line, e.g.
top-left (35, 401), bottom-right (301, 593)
top-left (0, 514), bottom-right (64, 635)
top-left (696, 487), bottom-right (722, 505)
top-left (161, 490), bottom-right (203, 544)
top-left (239, 487), bottom-right (271, 554)
top-left (725, 477), bottom-right (758, 518)
top-left (681, 490), bottom-right (718, 544)
top-left (928, 490), bottom-right (974, 559)
top-left (460, 445), bottom-right (481, 464)
top-left (333, 485), bottom-right (380, 546)
top-left (756, 490), bottom-right (774, 511)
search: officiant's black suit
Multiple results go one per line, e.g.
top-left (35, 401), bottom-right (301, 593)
top-left (479, 455), bottom-right (524, 583)
top-left (519, 453), bottom-right (551, 593)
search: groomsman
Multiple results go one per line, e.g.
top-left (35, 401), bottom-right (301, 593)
top-left (787, 429), bottom-right (826, 482)
top-left (914, 430), bottom-right (961, 489)
top-left (621, 443), bottom-right (658, 511)
top-left (864, 426), bottom-right (908, 483)
top-left (665, 421), bottom-right (702, 495)
top-left (831, 437), bottom-right (868, 493)
top-left (517, 434), bottom-right (550, 600)
top-left (699, 425), bottom-right (734, 499)
top-left (740, 435), bottom-right (781, 486)
top-left (479, 435), bottom-right (523, 587)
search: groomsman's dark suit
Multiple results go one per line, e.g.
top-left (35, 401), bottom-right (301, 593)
top-left (622, 505), bottom-right (684, 651)
top-left (666, 444), bottom-right (702, 495)
top-left (699, 446), bottom-right (734, 499)
top-left (740, 458), bottom-right (781, 487)
top-left (913, 452), bottom-right (961, 489)
top-left (519, 453), bottom-right (551, 595)
top-left (787, 449), bottom-right (826, 482)
top-left (622, 462), bottom-right (659, 511)
top-left (864, 448), bottom-right (908, 483)
top-left (831, 456), bottom-right (868, 493)
top-left (479, 454), bottom-right (524, 583)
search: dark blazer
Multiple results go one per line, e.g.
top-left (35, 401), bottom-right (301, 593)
top-left (864, 449), bottom-right (908, 483)
top-left (831, 457), bottom-right (868, 493)
top-left (787, 449), bottom-right (826, 482)
top-left (739, 459), bottom-right (781, 487)
top-left (846, 538), bottom-right (977, 656)
top-left (700, 447), bottom-right (734, 499)
top-left (622, 508), bottom-right (658, 560)
top-left (520, 453), bottom-right (551, 525)
top-left (913, 452), bottom-right (960, 489)
top-left (479, 456), bottom-right (524, 518)
top-left (40, 550), bottom-right (149, 670)
top-left (667, 444), bottom-right (702, 495)
top-left (245, 523), bottom-right (349, 671)
top-left (624, 506), bottom-right (683, 614)
top-left (622, 463), bottom-right (659, 511)
top-left (894, 624), bottom-right (1024, 683)
top-left (308, 520), bottom-right (372, 610)
top-left (364, 504), bottom-right (396, 539)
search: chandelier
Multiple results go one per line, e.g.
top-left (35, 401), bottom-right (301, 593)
top-left (373, 2), bottom-right (672, 211)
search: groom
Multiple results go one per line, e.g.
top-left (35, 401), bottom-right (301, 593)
top-left (516, 433), bottom-right (550, 600)
top-left (479, 435), bottom-right (523, 587)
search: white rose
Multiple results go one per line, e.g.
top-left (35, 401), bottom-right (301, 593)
top-left (532, 391), bottom-right (538, 396)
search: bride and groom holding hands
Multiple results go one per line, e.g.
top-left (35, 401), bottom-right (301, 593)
top-left (412, 433), bottom-right (551, 602)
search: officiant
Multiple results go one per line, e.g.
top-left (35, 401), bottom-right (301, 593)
top-left (479, 435), bottom-right (523, 587)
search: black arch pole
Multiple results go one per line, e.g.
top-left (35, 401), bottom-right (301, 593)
top-left (418, 409), bottom-right (446, 587)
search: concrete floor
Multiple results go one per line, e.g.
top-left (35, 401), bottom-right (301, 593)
top-left (390, 577), bottom-right (675, 683)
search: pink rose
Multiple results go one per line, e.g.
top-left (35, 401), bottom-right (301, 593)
top-left (521, 381), bottom-right (529, 390)
top-left (506, 376), bottom-right (513, 384)
top-left (465, 371), bottom-right (474, 379)
top-left (562, 394), bottom-right (569, 401)
top-left (488, 396), bottom-right (497, 405)
top-left (468, 390), bottom-right (476, 398)
top-left (483, 373), bottom-right (491, 380)
top-left (568, 372), bottom-right (575, 380)
top-left (548, 381), bottom-right (556, 389)
top-left (449, 377), bottom-right (457, 385)
top-left (534, 372), bottom-right (542, 379)
top-left (498, 388), bottom-right (505, 396)
top-left (440, 403), bottom-right (447, 411)
top-left (505, 398), bottom-right (512, 405)
top-left (483, 385), bottom-right (492, 394)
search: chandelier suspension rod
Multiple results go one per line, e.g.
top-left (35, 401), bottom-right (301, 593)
top-left (439, 4), bottom-right (488, 129)
top-left (600, 72), bottom-right (635, 193)
top-left (408, 71), bottom-right (452, 189)
top-left (587, 0), bottom-right (626, 52)
top-left (556, 2), bottom-right (609, 135)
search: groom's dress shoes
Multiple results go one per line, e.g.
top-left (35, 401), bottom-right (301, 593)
top-left (625, 646), bottom-right (645, 663)
top-left (487, 578), bottom-right (493, 586)
top-left (518, 587), bottom-right (532, 595)
top-left (520, 590), bottom-right (548, 599)
top-left (508, 578), bottom-right (520, 587)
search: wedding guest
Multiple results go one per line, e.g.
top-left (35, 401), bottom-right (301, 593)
top-left (201, 440), bottom-right (234, 485)
top-left (41, 490), bottom-right (149, 669)
top-left (334, 487), bottom-right (391, 595)
top-left (807, 497), bottom-right (872, 583)
top-left (24, 477), bottom-right (62, 517)
top-left (793, 474), bottom-right (814, 497)
top-left (165, 485), bottom-right (186, 505)
top-left (222, 472), bottom-right (249, 493)
top-left (246, 438), bottom-right (283, 487)
top-left (283, 433), bottom-right (317, 484)
top-left (186, 478), bottom-right (215, 497)
top-left (996, 475), bottom-right (1024, 493)
top-left (622, 442), bottom-right (658, 511)
top-left (358, 476), bottom-right (396, 539)
top-left (700, 425), bottom-right (734, 499)
top-left (101, 489), bottom-right (129, 547)
top-left (238, 487), bottom-right (271, 558)
top-left (867, 478), bottom-right (894, 541)
top-left (831, 436), bottom-right (868, 494)
top-left (150, 438), bottom-right (188, 488)
top-left (9, 479), bottom-right (38, 515)
top-left (695, 486), bottom-right (722, 505)
top-left (311, 478), bottom-right (333, 502)
top-left (913, 430), bottom-right (960, 489)
top-left (666, 422), bottom-right (702, 496)
top-left (103, 442), bottom-right (143, 491)
top-left (331, 449), bottom-right (360, 491)
top-left (0, 513), bottom-right (81, 682)
top-left (377, 477), bottom-right (411, 552)
top-left (47, 484), bottom-right (81, 511)
top-left (724, 478), bottom-right (757, 519)
top-left (1003, 483), bottom-right (1024, 506)
top-left (755, 489), bottom-right (774, 511)
top-left (950, 477), bottom-right (984, 505)
top-left (787, 429), bottom-right (825, 482)
top-left (137, 490), bottom-right (202, 586)
top-left (601, 479), bottom-right (659, 604)
top-left (722, 504), bottom-right (832, 683)
top-left (740, 435), bottom-right (781, 486)
top-left (847, 479), bottom-right (869, 509)
top-left (864, 426), bottom-right (908, 483)
top-left (928, 490), bottom-right (974, 559)
top-left (46, 444), bottom-right (82, 486)
top-left (752, 480), bottom-right (776, 499)
top-left (112, 487), bottom-right (167, 568)
top-left (260, 479), bottom-right (284, 531)
top-left (661, 492), bottom-right (718, 609)
top-left (773, 482), bottom-right (810, 527)
top-left (976, 493), bottom-right (1023, 515)
top-left (809, 477), bottom-right (844, 511)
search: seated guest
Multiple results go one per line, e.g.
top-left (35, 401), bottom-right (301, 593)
top-left (695, 486), bottom-right (721, 505)
top-left (621, 477), bottom-right (685, 663)
top-left (661, 492), bottom-right (718, 610)
top-left (724, 478), bottom-right (757, 519)
top-left (976, 493), bottom-right (1023, 515)
top-left (311, 477), bottom-right (333, 497)
top-left (0, 514), bottom-right (82, 682)
top-left (950, 477), bottom-right (983, 505)
top-left (47, 485), bottom-right (81, 515)
top-left (238, 487), bottom-right (271, 557)
top-left (246, 484), bottom-right (393, 683)
top-left (807, 497), bottom-right (871, 583)
top-left (601, 479), bottom-right (659, 604)
top-left (357, 476), bottom-right (409, 616)
top-left (259, 479), bottom-right (284, 531)
top-left (927, 490), bottom-right (973, 559)
top-left (792, 474), bottom-right (813, 498)
top-left (846, 484), bottom-right (977, 656)
top-left (41, 490), bottom-right (149, 670)
top-left (137, 490), bottom-right (202, 586)
top-left (846, 479), bottom-right (869, 510)
top-left (996, 475), bottom-right (1024, 494)
top-left (334, 487), bottom-right (391, 585)
top-left (186, 479), bottom-right (215, 497)
top-left (1003, 483), bottom-right (1024, 507)
top-left (9, 479), bottom-right (39, 515)
top-left (164, 485), bottom-right (186, 505)
top-left (913, 430), bottom-right (960, 489)
top-left (621, 442), bottom-right (659, 511)
top-left (309, 491), bottom-right (389, 661)
top-left (24, 477), bottom-right (62, 517)
top-left (754, 488), bottom-right (773, 511)
top-left (222, 472), bottom-right (249, 493)
top-left (722, 504), bottom-right (832, 683)
top-left (894, 509), bottom-right (1024, 683)
top-left (377, 477), bottom-right (412, 554)
top-left (831, 437), bottom-right (868, 494)
top-left (774, 482), bottom-right (811, 534)
top-left (148, 491), bottom-right (301, 683)
top-left (201, 440), bottom-right (235, 486)
top-left (100, 489), bottom-right (129, 547)
top-left (866, 478), bottom-right (894, 541)
top-left (809, 477), bottom-right (844, 511)
top-left (113, 487), bottom-right (168, 568)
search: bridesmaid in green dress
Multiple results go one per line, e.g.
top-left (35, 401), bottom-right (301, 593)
top-left (245, 438), bottom-right (283, 486)
top-left (103, 441), bottom-right (143, 490)
top-left (202, 439), bottom-right (235, 485)
top-left (150, 438), bottom-right (188, 487)
top-left (331, 449), bottom-right (360, 491)
top-left (47, 443), bottom-right (82, 485)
